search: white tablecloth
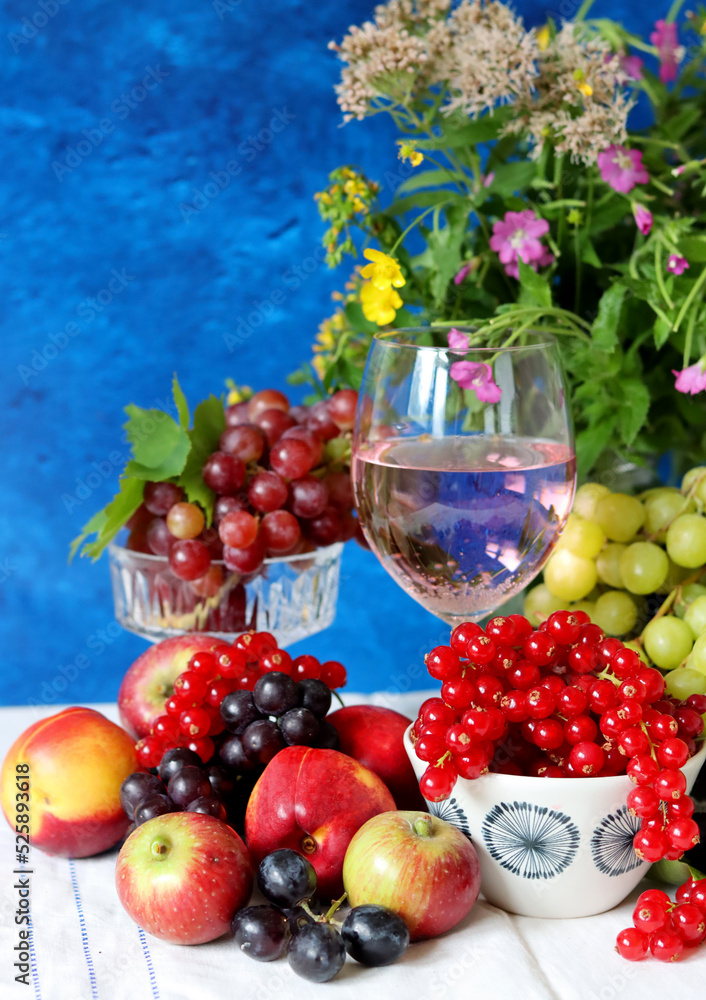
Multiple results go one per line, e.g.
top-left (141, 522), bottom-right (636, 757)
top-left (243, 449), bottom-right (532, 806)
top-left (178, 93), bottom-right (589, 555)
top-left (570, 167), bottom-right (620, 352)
top-left (1, 695), bottom-right (704, 999)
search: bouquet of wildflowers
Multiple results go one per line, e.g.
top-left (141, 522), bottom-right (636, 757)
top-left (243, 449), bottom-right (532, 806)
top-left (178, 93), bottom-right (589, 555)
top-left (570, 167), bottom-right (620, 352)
top-left (292, 0), bottom-right (706, 477)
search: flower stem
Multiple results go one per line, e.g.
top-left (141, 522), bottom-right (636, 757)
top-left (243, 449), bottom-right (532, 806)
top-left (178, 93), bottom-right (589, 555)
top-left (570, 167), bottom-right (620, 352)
top-left (575, 0), bottom-right (597, 20)
top-left (389, 203), bottom-right (448, 256)
top-left (683, 303), bottom-right (698, 369)
top-left (654, 242), bottom-right (674, 311)
top-left (665, 0), bottom-right (687, 22)
top-left (674, 266), bottom-right (706, 332)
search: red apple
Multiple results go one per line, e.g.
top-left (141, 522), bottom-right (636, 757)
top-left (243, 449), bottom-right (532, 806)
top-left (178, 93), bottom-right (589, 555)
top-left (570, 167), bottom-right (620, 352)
top-left (326, 705), bottom-right (426, 810)
top-left (115, 812), bottom-right (253, 944)
top-left (342, 811), bottom-right (481, 941)
top-left (1, 707), bottom-right (139, 858)
top-left (245, 746), bottom-right (395, 899)
top-left (118, 634), bottom-right (223, 738)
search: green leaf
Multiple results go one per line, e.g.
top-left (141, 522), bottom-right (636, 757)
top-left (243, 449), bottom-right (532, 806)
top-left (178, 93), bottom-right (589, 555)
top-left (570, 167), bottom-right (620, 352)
top-left (172, 374), bottom-right (190, 430)
top-left (589, 199), bottom-right (630, 236)
top-left (485, 161), bottom-right (536, 197)
top-left (653, 314), bottom-right (672, 349)
top-left (343, 300), bottom-right (377, 334)
top-left (426, 220), bottom-right (465, 307)
top-left (414, 110), bottom-right (512, 150)
top-left (69, 508), bottom-right (107, 562)
top-left (123, 404), bottom-right (191, 478)
top-left (384, 190), bottom-right (463, 216)
top-left (177, 395), bottom-right (225, 525)
top-left (575, 414), bottom-right (618, 478)
top-left (662, 104), bottom-right (701, 141)
top-left (77, 477), bottom-right (145, 561)
top-left (396, 169), bottom-right (459, 195)
top-left (578, 235), bottom-right (602, 269)
top-left (517, 258), bottom-right (551, 309)
top-left (618, 378), bottom-right (650, 446)
top-left (339, 357), bottom-right (363, 391)
top-left (591, 284), bottom-right (626, 352)
top-left (679, 237), bottom-right (706, 263)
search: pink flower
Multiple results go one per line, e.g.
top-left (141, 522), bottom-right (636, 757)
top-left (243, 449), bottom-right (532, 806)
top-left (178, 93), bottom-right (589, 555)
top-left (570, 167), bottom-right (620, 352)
top-left (667, 254), bottom-right (689, 276)
top-left (650, 20), bottom-right (680, 83)
top-left (447, 328), bottom-right (471, 351)
top-left (482, 172), bottom-right (495, 187)
top-left (632, 203), bottom-right (653, 235)
top-left (454, 264), bottom-right (471, 285)
top-left (489, 209), bottom-right (554, 280)
top-left (673, 360), bottom-right (706, 395)
top-left (597, 145), bottom-right (649, 193)
top-left (449, 361), bottom-right (502, 403)
top-left (621, 54), bottom-right (644, 80)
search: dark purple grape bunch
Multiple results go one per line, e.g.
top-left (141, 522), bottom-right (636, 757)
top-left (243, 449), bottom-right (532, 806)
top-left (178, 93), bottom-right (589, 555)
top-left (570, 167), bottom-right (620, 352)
top-left (119, 747), bottom-right (236, 832)
top-left (230, 849), bottom-right (410, 982)
top-left (218, 673), bottom-right (339, 778)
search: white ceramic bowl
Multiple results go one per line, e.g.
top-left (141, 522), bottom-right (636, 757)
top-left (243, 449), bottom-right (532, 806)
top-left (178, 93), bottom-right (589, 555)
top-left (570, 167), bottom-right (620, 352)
top-left (405, 725), bottom-right (706, 918)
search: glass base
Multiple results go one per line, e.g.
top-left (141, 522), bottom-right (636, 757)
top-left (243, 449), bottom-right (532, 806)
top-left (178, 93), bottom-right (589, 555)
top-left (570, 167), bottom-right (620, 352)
top-left (108, 542), bottom-right (343, 647)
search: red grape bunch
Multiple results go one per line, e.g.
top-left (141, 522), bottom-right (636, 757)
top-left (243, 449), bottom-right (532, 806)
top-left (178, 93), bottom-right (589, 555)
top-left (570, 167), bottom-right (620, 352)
top-left (126, 387), bottom-right (360, 604)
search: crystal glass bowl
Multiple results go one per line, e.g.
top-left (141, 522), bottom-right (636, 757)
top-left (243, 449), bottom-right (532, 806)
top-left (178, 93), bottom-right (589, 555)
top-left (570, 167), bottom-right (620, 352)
top-left (108, 540), bottom-right (344, 647)
top-left (405, 725), bottom-right (706, 918)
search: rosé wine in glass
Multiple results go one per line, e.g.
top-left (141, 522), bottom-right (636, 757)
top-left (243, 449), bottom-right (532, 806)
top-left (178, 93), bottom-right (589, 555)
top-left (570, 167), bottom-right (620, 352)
top-left (352, 330), bottom-right (576, 624)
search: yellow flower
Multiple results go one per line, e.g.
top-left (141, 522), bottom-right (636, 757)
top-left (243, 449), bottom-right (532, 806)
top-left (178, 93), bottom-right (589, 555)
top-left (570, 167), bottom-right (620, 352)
top-left (312, 356), bottom-right (326, 379)
top-left (397, 142), bottom-right (424, 167)
top-left (536, 25), bottom-right (551, 51)
top-left (315, 326), bottom-right (336, 351)
top-left (360, 248), bottom-right (406, 291)
top-left (577, 80), bottom-right (593, 97)
top-left (226, 383), bottom-right (252, 405)
top-left (360, 281), bottom-right (402, 325)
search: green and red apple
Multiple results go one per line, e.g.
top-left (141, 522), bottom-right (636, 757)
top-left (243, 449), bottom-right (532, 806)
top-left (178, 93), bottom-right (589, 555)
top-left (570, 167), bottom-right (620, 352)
top-left (245, 746), bottom-right (395, 899)
top-left (0, 707), bottom-right (139, 857)
top-left (117, 634), bottom-right (222, 738)
top-left (343, 811), bottom-right (481, 940)
top-left (116, 812), bottom-right (253, 944)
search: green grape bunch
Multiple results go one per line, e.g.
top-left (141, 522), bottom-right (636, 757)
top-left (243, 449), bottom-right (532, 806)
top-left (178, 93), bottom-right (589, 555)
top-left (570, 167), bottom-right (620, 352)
top-left (524, 468), bottom-right (706, 701)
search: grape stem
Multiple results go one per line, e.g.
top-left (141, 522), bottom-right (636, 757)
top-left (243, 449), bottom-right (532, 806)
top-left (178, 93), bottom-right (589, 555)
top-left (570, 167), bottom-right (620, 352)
top-left (636, 566), bottom-right (706, 650)
top-left (300, 894), bottom-right (348, 927)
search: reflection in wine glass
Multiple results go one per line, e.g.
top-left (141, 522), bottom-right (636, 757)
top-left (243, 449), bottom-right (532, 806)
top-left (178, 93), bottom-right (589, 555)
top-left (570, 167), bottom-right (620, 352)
top-left (351, 329), bottom-right (576, 625)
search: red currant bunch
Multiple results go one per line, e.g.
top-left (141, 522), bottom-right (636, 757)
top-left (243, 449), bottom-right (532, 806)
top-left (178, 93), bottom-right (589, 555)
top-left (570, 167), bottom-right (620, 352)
top-left (135, 631), bottom-right (346, 769)
top-left (413, 611), bottom-right (703, 869)
top-left (616, 881), bottom-right (706, 962)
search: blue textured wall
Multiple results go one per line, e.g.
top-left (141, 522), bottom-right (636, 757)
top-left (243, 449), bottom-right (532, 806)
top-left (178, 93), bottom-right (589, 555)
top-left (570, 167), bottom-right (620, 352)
top-left (0, 0), bottom-right (663, 707)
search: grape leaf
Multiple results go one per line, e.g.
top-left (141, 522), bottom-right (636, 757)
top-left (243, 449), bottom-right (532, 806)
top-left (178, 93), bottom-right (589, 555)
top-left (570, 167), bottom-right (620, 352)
top-left (177, 395), bottom-right (225, 525)
top-left (69, 508), bottom-right (108, 562)
top-left (72, 476), bottom-right (145, 561)
top-left (123, 404), bottom-right (191, 479)
top-left (172, 374), bottom-right (190, 430)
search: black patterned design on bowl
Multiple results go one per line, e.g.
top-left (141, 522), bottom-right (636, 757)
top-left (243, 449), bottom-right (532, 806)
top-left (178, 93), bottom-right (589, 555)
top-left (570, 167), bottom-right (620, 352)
top-left (482, 801), bottom-right (579, 880)
top-left (428, 797), bottom-right (472, 840)
top-left (591, 806), bottom-right (643, 877)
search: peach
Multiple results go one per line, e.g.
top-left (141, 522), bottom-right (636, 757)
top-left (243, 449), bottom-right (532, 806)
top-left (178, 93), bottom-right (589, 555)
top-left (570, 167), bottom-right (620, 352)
top-left (1, 707), bottom-right (139, 858)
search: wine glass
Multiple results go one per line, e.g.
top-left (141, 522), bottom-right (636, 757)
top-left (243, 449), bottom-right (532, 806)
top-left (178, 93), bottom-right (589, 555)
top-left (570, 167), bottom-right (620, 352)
top-left (351, 328), bottom-right (576, 626)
